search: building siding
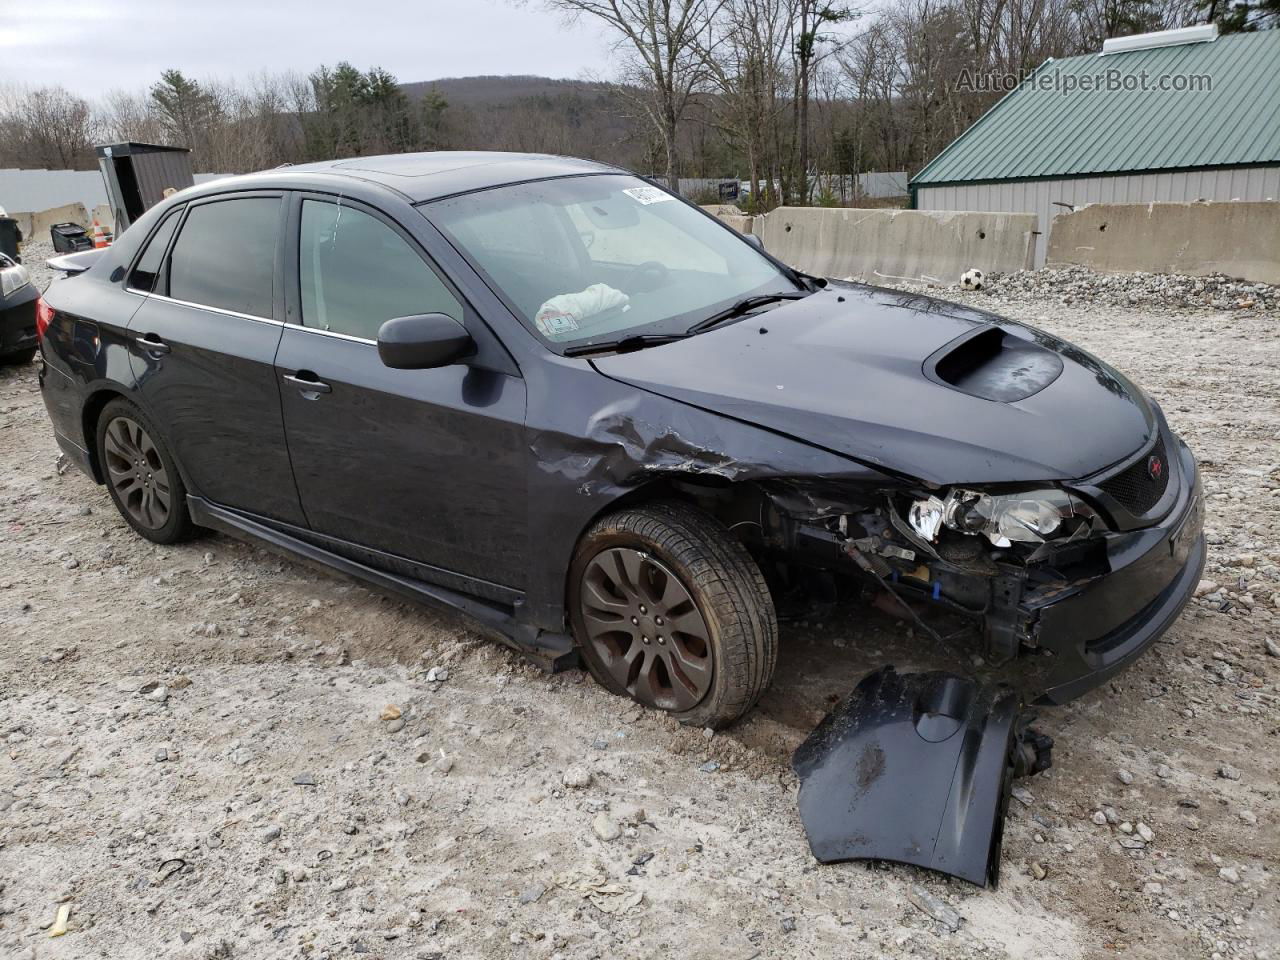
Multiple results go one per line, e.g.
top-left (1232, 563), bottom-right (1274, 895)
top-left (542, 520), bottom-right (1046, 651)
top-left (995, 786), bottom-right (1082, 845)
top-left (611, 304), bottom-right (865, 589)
top-left (915, 166), bottom-right (1280, 266)
top-left (912, 31), bottom-right (1280, 185)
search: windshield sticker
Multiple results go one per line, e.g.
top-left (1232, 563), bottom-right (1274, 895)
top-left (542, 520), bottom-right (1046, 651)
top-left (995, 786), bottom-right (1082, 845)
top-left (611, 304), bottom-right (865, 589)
top-left (535, 310), bottom-right (581, 338)
top-left (623, 186), bottom-right (674, 205)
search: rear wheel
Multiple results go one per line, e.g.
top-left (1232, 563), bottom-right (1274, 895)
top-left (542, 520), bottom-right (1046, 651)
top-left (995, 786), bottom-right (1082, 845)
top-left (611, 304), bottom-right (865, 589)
top-left (95, 398), bottom-right (194, 544)
top-left (569, 501), bottom-right (777, 729)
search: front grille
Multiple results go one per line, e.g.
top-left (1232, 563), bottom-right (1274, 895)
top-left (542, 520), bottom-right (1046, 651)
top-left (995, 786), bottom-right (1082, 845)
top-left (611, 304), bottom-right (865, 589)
top-left (1100, 435), bottom-right (1170, 514)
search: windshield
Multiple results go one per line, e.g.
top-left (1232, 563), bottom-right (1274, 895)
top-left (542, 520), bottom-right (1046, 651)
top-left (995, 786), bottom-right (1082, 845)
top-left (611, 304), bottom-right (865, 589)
top-left (423, 174), bottom-right (798, 349)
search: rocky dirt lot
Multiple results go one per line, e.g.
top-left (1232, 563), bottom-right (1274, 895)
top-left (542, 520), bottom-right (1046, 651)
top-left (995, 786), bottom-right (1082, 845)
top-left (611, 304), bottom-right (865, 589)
top-left (1, 264), bottom-right (1277, 960)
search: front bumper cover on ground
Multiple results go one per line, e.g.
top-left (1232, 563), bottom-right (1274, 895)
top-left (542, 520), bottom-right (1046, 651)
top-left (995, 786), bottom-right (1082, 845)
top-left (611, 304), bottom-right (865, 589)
top-left (792, 667), bottom-right (1051, 887)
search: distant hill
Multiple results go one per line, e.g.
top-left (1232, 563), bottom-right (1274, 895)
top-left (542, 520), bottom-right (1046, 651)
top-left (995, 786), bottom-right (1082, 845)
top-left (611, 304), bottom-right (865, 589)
top-left (401, 75), bottom-right (618, 105)
top-left (402, 75), bottom-right (648, 169)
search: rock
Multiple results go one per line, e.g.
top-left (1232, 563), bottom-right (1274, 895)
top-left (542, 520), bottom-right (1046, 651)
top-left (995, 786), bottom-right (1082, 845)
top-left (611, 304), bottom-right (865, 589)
top-left (591, 737), bottom-right (609, 750)
top-left (1091, 811), bottom-right (1108, 825)
top-left (146, 685), bottom-right (169, 703)
top-left (698, 761), bottom-right (719, 773)
top-left (1195, 579), bottom-right (1219, 598)
top-left (329, 877), bottom-right (350, 893)
top-left (1219, 763), bottom-right (1241, 781)
top-left (434, 755), bottom-right (453, 775)
top-left (592, 813), bottom-right (621, 842)
top-left (1218, 867), bottom-right (1240, 884)
top-left (518, 883), bottom-right (546, 904)
top-left (561, 766), bottom-right (593, 789)
top-left (229, 747), bottom-right (252, 766)
top-left (1135, 822), bottom-right (1155, 843)
top-left (1011, 786), bottom-right (1034, 806)
top-left (1142, 881), bottom-right (1163, 895)
top-left (385, 718), bottom-right (405, 734)
top-left (380, 704), bottom-right (402, 721)
top-left (1031, 861), bottom-right (1048, 880)
top-left (426, 667), bottom-right (449, 682)
top-left (261, 825), bottom-right (281, 843)
top-left (1156, 764), bottom-right (1174, 779)
top-left (1239, 810), bottom-right (1257, 825)
top-left (1264, 637), bottom-right (1280, 658)
top-left (293, 773), bottom-right (316, 786)
top-left (780, 916), bottom-right (797, 933)
top-left (1116, 769), bottom-right (1134, 785)
top-left (907, 885), bottom-right (961, 932)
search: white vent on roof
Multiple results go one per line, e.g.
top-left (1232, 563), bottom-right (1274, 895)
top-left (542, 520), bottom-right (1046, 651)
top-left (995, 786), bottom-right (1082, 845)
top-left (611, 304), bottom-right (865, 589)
top-left (1100, 23), bottom-right (1217, 55)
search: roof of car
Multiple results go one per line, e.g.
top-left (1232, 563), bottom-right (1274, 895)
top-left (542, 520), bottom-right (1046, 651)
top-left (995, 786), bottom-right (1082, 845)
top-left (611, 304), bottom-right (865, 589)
top-left (273, 151), bottom-right (626, 203)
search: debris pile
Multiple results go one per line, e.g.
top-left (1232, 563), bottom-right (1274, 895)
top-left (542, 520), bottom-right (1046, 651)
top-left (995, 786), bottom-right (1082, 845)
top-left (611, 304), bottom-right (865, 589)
top-left (969, 266), bottom-right (1280, 312)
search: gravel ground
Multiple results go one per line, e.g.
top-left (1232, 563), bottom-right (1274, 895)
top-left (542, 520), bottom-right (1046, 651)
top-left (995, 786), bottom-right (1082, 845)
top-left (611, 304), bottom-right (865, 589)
top-left (1, 261), bottom-right (1278, 960)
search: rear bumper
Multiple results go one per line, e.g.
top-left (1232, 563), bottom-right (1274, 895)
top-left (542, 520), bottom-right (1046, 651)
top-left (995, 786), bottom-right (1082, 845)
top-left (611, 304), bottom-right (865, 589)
top-left (0, 284), bottom-right (39, 355)
top-left (1030, 438), bottom-right (1204, 704)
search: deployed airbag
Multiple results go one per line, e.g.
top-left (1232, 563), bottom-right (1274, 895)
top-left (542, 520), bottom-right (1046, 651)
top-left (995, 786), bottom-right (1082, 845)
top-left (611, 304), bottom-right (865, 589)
top-left (792, 666), bottom-right (1050, 887)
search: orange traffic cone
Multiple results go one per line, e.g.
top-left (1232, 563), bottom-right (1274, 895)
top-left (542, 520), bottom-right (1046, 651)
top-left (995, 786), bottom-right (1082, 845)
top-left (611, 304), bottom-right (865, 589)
top-left (91, 218), bottom-right (110, 249)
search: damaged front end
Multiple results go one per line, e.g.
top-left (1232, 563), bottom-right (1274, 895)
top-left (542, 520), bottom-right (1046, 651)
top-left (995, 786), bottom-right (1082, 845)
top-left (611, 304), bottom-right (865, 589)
top-left (792, 666), bottom-right (1052, 886)
top-left (745, 423), bottom-right (1204, 707)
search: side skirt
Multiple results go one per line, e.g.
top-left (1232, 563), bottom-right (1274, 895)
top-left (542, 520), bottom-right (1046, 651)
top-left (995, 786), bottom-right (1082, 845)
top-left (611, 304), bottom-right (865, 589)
top-left (186, 496), bottom-right (577, 672)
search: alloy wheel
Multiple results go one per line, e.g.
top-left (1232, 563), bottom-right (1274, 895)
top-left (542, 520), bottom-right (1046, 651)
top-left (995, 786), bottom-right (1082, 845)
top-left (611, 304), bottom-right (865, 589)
top-left (103, 416), bottom-right (172, 531)
top-left (579, 547), bottom-right (714, 711)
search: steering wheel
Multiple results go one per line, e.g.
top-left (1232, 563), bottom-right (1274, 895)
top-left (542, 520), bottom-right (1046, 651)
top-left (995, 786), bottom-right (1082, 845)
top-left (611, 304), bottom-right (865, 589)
top-left (629, 260), bottom-right (670, 293)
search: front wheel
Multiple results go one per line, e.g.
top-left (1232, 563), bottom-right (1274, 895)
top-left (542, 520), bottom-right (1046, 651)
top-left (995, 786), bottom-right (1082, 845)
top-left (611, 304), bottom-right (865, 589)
top-left (568, 501), bottom-right (777, 729)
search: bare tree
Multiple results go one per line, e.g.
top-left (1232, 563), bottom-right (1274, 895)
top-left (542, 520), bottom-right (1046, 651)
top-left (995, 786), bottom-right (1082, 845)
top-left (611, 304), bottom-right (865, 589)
top-left (0, 85), bottom-right (99, 169)
top-left (539, 0), bottom-right (726, 190)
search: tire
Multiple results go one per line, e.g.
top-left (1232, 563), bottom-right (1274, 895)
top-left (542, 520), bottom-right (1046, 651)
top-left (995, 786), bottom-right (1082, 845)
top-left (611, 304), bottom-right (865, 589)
top-left (95, 398), bottom-right (194, 544)
top-left (568, 500), bottom-right (777, 729)
top-left (1, 347), bottom-right (37, 366)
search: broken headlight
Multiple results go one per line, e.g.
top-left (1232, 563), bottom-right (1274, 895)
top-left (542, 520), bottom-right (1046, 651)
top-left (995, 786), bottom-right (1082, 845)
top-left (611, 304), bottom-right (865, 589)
top-left (908, 488), bottom-right (1095, 548)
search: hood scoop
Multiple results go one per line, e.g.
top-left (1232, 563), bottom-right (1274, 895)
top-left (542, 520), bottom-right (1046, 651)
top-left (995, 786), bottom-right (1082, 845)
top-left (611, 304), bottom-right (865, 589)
top-left (925, 324), bottom-right (1064, 403)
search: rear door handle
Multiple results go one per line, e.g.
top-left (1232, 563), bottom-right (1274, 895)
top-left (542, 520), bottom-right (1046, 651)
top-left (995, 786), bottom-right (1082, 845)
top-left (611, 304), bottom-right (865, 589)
top-left (283, 372), bottom-right (332, 395)
top-left (136, 334), bottom-right (170, 356)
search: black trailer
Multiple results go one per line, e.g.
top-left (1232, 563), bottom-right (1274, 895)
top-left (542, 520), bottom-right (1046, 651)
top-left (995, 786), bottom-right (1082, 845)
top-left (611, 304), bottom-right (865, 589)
top-left (96, 142), bottom-right (194, 234)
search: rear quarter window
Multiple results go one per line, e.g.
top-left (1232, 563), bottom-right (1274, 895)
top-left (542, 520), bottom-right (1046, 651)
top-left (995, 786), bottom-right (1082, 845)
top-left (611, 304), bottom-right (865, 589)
top-left (128, 208), bottom-right (182, 293)
top-left (168, 198), bottom-right (280, 318)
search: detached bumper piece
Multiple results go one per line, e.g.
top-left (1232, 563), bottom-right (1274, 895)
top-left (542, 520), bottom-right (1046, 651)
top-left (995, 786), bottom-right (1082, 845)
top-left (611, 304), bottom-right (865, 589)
top-left (792, 667), bottom-right (1051, 887)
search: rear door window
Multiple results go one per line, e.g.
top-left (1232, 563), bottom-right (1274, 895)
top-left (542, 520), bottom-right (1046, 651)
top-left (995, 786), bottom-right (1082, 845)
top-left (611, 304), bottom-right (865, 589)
top-left (128, 208), bottom-right (181, 293)
top-left (168, 197), bottom-right (281, 318)
top-left (298, 199), bottom-right (462, 341)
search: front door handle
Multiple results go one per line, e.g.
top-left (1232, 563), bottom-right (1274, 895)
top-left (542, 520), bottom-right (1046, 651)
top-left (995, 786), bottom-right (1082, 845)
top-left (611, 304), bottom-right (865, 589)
top-left (283, 372), bottom-right (332, 396)
top-left (136, 334), bottom-right (170, 356)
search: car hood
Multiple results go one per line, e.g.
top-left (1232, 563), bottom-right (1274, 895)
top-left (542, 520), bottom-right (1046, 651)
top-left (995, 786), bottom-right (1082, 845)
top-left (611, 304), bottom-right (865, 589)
top-left (591, 283), bottom-right (1153, 486)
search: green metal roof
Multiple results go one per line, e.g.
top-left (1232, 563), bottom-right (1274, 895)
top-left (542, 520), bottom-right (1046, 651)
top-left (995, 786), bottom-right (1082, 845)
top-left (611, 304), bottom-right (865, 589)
top-left (912, 31), bottom-right (1280, 186)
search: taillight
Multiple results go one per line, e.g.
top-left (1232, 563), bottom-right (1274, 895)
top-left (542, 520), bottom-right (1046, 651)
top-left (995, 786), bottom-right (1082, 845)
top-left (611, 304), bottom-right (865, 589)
top-left (35, 295), bottom-right (54, 340)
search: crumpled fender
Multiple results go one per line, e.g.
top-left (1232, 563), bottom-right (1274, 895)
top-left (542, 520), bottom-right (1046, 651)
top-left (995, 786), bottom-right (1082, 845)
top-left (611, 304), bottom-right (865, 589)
top-left (792, 666), bottom-right (1042, 887)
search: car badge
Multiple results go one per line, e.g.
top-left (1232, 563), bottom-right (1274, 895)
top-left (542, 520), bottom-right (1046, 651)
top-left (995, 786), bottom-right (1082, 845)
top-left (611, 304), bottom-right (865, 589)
top-left (1147, 455), bottom-right (1163, 481)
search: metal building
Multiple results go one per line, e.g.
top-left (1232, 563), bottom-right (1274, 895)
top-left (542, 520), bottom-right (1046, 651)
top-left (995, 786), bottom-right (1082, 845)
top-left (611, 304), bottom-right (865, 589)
top-left (909, 26), bottom-right (1280, 266)
top-left (96, 142), bottom-right (196, 233)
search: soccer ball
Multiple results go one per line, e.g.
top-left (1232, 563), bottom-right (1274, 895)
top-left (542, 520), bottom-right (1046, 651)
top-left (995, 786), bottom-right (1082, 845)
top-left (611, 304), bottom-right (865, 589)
top-left (961, 269), bottom-right (985, 291)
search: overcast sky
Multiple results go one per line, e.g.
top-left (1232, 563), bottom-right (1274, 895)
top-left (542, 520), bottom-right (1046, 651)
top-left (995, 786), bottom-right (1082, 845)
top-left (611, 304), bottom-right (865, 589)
top-left (0, 0), bottom-right (615, 97)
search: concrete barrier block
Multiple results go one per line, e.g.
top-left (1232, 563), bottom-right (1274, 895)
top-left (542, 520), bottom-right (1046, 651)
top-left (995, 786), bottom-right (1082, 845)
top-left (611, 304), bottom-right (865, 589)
top-left (92, 204), bottom-right (115, 233)
top-left (28, 203), bottom-right (92, 243)
top-left (701, 204), bottom-right (754, 235)
top-left (1046, 201), bottom-right (1280, 285)
top-left (756, 207), bottom-right (1036, 283)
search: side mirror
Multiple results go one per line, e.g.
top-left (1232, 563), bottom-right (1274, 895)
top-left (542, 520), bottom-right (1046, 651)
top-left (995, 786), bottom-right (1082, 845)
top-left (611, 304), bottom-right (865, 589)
top-left (377, 313), bottom-right (474, 370)
top-left (744, 233), bottom-right (765, 251)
